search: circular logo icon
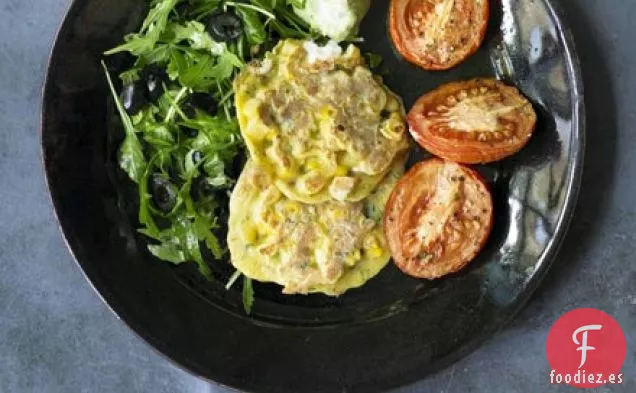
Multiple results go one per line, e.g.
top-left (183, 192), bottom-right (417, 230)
top-left (546, 308), bottom-right (626, 388)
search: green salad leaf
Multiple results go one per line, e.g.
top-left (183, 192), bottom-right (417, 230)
top-left (102, 61), bottom-right (147, 183)
top-left (242, 276), bottom-right (254, 314)
top-left (103, 0), bottom-right (378, 313)
top-left (103, 0), bottom-right (317, 313)
top-left (105, 0), bottom-right (182, 57)
top-left (365, 52), bottom-right (383, 69)
top-left (235, 8), bottom-right (267, 46)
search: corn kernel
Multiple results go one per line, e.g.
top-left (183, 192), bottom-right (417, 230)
top-left (243, 226), bottom-right (258, 244)
top-left (306, 159), bottom-right (322, 172)
top-left (380, 114), bottom-right (405, 141)
top-left (385, 96), bottom-right (400, 112)
top-left (345, 249), bottom-right (362, 267)
top-left (366, 246), bottom-right (384, 258)
top-left (328, 208), bottom-right (347, 221)
top-left (334, 166), bottom-right (349, 177)
top-left (363, 235), bottom-right (379, 250)
top-left (286, 202), bottom-right (301, 215)
top-left (320, 105), bottom-right (335, 118)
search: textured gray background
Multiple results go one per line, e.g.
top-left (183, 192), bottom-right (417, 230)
top-left (0, 0), bottom-right (634, 392)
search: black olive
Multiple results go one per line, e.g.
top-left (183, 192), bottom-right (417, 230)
top-left (181, 99), bottom-right (197, 119)
top-left (150, 174), bottom-right (178, 213)
top-left (173, 2), bottom-right (189, 19)
top-left (182, 126), bottom-right (199, 138)
top-left (227, 152), bottom-right (247, 179)
top-left (314, 36), bottom-right (331, 46)
top-left (194, 177), bottom-right (223, 202)
top-left (142, 65), bottom-right (167, 102)
top-left (269, 30), bottom-right (281, 42)
top-left (198, 178), bottom-right (216, 197)
top-left (206, 12), bottom-right (243, 42)
top-left (104, 53), bottom-right (136, 74)
top-left (182, 93), bottom-right (218, 117)
top-left (192, 151), bottom-right (204, 164)
top-left (120, 80), bottom-right (147, 115)
top-left (195, 93), bottom-right (218, 115)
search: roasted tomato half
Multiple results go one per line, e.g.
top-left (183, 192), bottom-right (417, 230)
top-left (408, 78), bottom-right (537, 164)
top-left (389, 0), bottom-right (489, 70)
top-left (384, 158), bottom-right (493, 279)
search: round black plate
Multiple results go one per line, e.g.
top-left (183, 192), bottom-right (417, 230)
top-left (42, 0), bottom-right (584, 392)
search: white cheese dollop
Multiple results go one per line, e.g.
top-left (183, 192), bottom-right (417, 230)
top-left (294, 0), bottom-right (370, 42)
top-left (303, 40), bottom-right (343, 64)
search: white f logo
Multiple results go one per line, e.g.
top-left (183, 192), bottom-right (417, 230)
top-left (572, 324), bottom-right (603, 368)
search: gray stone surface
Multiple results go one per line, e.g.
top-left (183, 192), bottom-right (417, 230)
top-left (0, 0), bottom-right (633, 392)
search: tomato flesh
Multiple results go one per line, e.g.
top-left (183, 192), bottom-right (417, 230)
top-left (384, 158), bottom-right (493, 279)
top-left (408, 78), bottom-right (537, 164)
top-left (389, 0), bottom-right (489, 70)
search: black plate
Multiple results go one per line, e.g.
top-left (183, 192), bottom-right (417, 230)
top-left (42, 0), bottom-right (584, 392)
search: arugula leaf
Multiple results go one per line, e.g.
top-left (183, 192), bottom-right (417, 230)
top-left (202, 154), bottom-right (233, 187)
top-left (120, 68), bottom-right (141, 85)
top-left (193, 215), bottom-right (224, 259)
top-left (151, 218), bottom-right (213, 277)
top-left (242, 276), bottom-right (254, 314)
top-left (365, 52), bottom-right (383, 69)
top-left (102, 61), bottom-right (147, 183)
top-left (143, 124), bottom-right (176, 147)
top-left (137, 158), bottom-right (160, 238)
top-left (144, 44), bottom-right (175, 65)
top-left (102, 62), bottom-right (136, 138)
top-left (182, 219), bottom-right (212, 277)
top-left (168, 21), bottom-right (226, 55)
top-left (105, 0), bottom-right (182, 56)
top-left (104, 0), bottom-right (347, 314)
top-left (286, 0), bottom-right (306, 8)
top-left (118, 137), bottom-right (148, 184)
top-left (132, 106), bottom-right (178, 148)
top-left (141, 0), bottom-right (182, 32)
top-left (236, 8), bottom-right (267, 47)
top-left (189, 0), bottom-right (223, 17)
top-left (166, 50), bottom-right (189, 81)
top-left (246, 0), bottom-right (314, 39)
top-left (148, 243), bottom-right (187, 263)
top-left (177, 51), bottom-right (243, 90)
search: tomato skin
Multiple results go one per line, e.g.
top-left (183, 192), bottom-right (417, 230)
top-left (389, 0), bottom-right (489, 70)
top-left (384, 158), bottom-right (493, 279)
top-left (408, 78), bottom-right (537, 164)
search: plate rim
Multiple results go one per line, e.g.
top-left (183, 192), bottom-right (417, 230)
top-left (40, 0), bottom-right (585, 391)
